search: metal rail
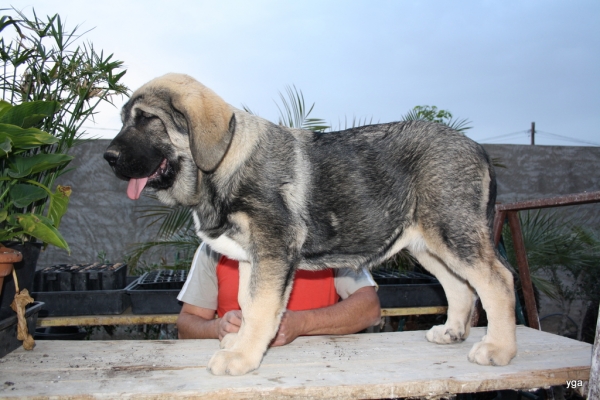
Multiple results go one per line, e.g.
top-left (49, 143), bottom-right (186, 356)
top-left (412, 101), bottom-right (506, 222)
top-left (493, 191), bottom-right (600, 330)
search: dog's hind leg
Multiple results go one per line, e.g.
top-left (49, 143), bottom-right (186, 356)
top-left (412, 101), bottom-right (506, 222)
top-left (412, 250), bottom-right (476, 344)
top-left (463, 255), bottom-right (517, 366)
top-left (427, 238), bottom-right (517, 366)
top-left (207, 259), bottom-right (293, 376)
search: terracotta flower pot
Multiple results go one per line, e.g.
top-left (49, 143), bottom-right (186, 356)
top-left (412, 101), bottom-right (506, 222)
top-left (0, 246), bottom-right (23, 296)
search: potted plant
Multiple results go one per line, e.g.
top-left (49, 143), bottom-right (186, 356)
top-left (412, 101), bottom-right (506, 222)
top-left (0, 100), bottom-right (72, 250)
top-left (0, 8), bottom-right (128, 291)
top-left (0, 246), bottom-right (22, 296)
top-left (0, 8), bottom-right (128, 342)
top-left (0, 100), bottom-right (71, 352)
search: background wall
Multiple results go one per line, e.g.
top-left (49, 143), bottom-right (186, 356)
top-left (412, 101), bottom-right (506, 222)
top-left (485, 143), bottom-right (600, 231)
top-left (39, 140), bottom-right (600, 268)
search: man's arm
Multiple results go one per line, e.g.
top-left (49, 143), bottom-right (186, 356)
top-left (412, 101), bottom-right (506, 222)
top-left (271, 286), bottom-right (380, 346)
top-left (178, 286), bottom-right (380, 343)
top-left (177, 304), bottom-right (245, 340)
top-left (177, 304), bottom-right (219, 339)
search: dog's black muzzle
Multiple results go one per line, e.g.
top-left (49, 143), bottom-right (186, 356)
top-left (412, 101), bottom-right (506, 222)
top-left (104, 126), bottom-right (164, 181)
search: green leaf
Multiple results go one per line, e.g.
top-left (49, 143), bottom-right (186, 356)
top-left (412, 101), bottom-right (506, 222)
top-left (7, 153), bottom-right (73, 178)
top-left (0, 209), bottom-right (7, 223)
top-left (13, 213), bottom-right (70, 252)
top-left (0, 124), bottom-right (59, 151)
top-left (9, 184), bottom-right (48, 208)
top-left (48, 185), bottom-right (71, 229)
top-left (0, 100), bottom-right (12, 118)
top-left (0, 101), bottom-right (59, 127)
top-left (0, 136), bottom-right (12, 157)
top-left (401, 105), bottom-right (472, 132)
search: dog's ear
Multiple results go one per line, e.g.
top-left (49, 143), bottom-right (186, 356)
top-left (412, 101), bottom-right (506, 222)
top-left (169, 75), bottom-right (234, 173)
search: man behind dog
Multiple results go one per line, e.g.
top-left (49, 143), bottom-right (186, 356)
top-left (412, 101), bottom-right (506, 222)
top-left (177, 243), bottom-right (381, 345)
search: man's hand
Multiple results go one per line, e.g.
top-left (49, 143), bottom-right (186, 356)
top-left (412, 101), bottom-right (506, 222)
top-left (217, 310), bottom-right (243, 340)
top-left (271, 310), bottom-right (304, 347)
top-left (179, 286), bottom-right (380, 345)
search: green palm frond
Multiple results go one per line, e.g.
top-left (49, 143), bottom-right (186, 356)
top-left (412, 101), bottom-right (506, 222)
top-left (241, 104), bottom-right (257, 115)
top-left (444, 117), bottom-right (472, 132)
top-left (400, 108), bottom-right (422, 122)
top-left (128, 195), bottom-right (197, 269)
top-left (275, 85), bottom-right (329, 132)
top-left (136, 199), bottom-right (194, 239)
top-left (502, 210), bottom-right (600, 301)
top-left (330, 115), bottom-right (376, 131)
top-left (127, 234), bottom-right (201, 274)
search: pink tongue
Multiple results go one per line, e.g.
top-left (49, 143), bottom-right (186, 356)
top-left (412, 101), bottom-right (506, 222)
top-left (127, 177), bottom-right (149, 200)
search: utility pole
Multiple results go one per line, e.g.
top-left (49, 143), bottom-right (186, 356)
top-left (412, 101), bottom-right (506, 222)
top-left (530, 122), bottom-right (535, 145)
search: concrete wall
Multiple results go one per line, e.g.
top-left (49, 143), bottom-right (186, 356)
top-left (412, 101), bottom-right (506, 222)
top-left (39, 140), bottom-right (164, 267)
top-left (483, 143), bottom-right (600, 227)
top-left (38, 141), bottom-right (600, 268)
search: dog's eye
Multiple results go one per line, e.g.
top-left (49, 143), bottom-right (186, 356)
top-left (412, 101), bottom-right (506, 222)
top-left (141, 111), bottom-right (156, 119)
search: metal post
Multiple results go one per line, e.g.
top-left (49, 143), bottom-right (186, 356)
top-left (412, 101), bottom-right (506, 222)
top-left (506, 211), bottom-right (540, 330)
top-left (531, 122), bottom-right (535, 145)
top-left (493, 209), bottom-right (506, 246)
top-left (589, 303), bottom-right (600, 399)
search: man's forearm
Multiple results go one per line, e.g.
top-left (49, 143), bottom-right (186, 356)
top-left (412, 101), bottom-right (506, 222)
top-left (295, 287), bottom-right (381, 336)
top-left (177, 312), bottom-right (219, 339)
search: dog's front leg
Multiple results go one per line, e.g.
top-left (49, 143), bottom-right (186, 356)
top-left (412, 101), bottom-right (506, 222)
top-left (207, 259), bottom-right (292, 376)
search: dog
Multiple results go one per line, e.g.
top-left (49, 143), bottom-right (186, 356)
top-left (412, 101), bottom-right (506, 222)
top-left (104, 73), bottom-right (517, 375)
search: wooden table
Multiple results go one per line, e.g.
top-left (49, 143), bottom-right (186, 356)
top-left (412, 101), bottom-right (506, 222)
top-left (0, 326), bottom-right (591, 399)
top-left (36, 306), bottom-right (449, 327)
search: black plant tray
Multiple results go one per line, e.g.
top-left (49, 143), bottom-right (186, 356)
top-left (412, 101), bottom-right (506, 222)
top-left (137, 269), bottom-right (188, 290)
top-left (34, 263), bottom-right (128, 292)
top-left (0, 301), bottom-right (44, 358)
top-left (32, 289), bottom-right (130, 317)
top-left (126, 271), bottom-right (187, 315)
top-left (371, 269), bottom-right (447, 308)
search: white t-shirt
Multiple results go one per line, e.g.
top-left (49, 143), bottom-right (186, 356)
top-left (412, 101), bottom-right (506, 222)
top-left (178, 243), bottom-right (377, 310)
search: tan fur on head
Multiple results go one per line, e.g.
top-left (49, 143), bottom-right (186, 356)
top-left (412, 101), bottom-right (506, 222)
top-left (146, 73), bottom-right (234, 172)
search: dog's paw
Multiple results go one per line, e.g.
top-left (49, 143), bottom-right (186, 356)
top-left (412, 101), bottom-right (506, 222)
top-left (426, 324), bottom-right (466, 344)
top-left (220, 332), bottom-right (238, 350)
top-left (207, 349), bottom-right (260, 376)
top-left (468, 340), bottom-right (516, 366)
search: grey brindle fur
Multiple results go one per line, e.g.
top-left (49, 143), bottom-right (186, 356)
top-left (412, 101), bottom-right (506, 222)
top-left (104, 73), bottom-right (517, 375)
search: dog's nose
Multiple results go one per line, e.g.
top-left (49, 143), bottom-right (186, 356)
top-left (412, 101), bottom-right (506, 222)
top-left (104, 147), bottom-right (120, 167)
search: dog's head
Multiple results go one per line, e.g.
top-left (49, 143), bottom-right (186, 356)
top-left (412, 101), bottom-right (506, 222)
top-left (104, 73), bottom-right (235, 204)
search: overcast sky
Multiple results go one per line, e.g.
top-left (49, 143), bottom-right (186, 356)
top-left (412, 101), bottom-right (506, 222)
top-left (5, 1), bottom-right (600, 146)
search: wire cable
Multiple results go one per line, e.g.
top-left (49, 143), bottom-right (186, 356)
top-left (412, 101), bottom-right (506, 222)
top-left (477, 130), bottom-right (529, 143)
top-left (535, 130), bottom-right (600, 146)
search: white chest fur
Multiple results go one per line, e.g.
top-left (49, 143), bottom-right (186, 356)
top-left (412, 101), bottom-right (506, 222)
top-left (192, 212), bottom-right (249, 261)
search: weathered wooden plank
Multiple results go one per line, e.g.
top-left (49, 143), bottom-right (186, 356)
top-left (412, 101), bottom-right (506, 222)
top-left (380, 306), bottom-right (447, 317)
top-left (37, 312), bottom-right (178, 327)
top-left (37, 307), bottom-right (448, 327)
top-left (0, 326), bottom-right (591, 399)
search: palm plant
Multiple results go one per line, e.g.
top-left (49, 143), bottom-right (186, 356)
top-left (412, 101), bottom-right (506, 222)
top-left (127, 196), bottom-right (199, 274)
top-left (330, 115), bottom-right (376, 131)
top-left (502, 210), bottom-right (599, 298)
top-left (273, 85), bottom-right (329, 132)
top-left (502, 210), bottom-right (600, 338)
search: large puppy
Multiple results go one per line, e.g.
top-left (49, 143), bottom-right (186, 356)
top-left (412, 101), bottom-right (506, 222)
top-left (105, 73), bottom-right (517, 375)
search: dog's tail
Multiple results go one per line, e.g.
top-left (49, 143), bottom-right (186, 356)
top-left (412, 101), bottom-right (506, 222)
top-left (483, 149), bottom-right (498, 231)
